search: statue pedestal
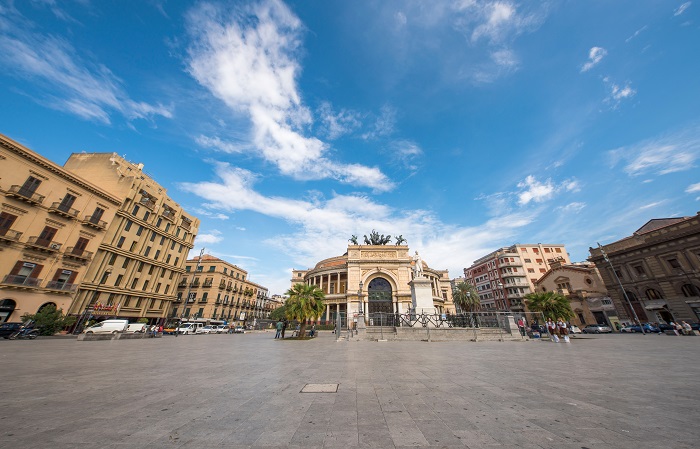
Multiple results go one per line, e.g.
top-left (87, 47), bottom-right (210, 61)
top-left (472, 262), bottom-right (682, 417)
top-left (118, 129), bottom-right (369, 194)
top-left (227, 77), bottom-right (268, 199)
top-left (356, 313), bottom-right (366, 329)
top-left (410, 277), bottom-right (435, 320)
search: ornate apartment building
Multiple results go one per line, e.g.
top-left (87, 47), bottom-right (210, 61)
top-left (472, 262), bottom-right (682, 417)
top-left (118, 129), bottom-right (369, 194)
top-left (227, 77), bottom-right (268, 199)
top-left (533, 260), bottom-right (617, 328)
top-left (172, 255), bottom-right (271, 325)
top-left (292, 244), bottom-right (454, 323)
top-left (589, 214), bottom-right (700, 324)
top-left (62, 153), bottom-right (199, 325)
top-left (464, 244), bottom-right (570, 312)
top-left (0, 134), bottom-right (121, 322)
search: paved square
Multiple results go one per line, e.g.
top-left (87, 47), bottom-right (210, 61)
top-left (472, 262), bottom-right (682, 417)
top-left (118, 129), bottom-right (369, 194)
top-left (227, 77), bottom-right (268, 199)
top-left (1, 331), bottom-right (699, 448)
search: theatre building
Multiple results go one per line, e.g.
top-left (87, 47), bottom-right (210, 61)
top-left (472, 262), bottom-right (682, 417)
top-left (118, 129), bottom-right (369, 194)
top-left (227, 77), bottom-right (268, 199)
top-left (291, 244), bottom-right (454, 323)
top-left (0, 134), bottom-right (120, 322)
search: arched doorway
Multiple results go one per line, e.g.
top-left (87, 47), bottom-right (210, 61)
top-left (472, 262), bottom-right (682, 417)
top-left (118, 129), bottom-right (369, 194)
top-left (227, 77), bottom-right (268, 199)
top-left (0, 299), bottom-right (17, 322)
top-left (622, 290), bottom-right (647, 322)
top-left (38, 302), bottom-right (57, 313)
top-left (367, 277), bottom-right (394, 325)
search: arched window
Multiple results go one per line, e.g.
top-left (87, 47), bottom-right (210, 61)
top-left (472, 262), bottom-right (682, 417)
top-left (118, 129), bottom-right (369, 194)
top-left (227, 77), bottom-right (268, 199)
top-left (645, 289), bottom-right (663, 300)
top-left (0, 299), bottom-right (17, 322)
top-left (37, 302), bottom-right (57, 313)
top-left (624, 290), bottom-right (639, 301)
top-left (681, 284), bottom-right (699, 297)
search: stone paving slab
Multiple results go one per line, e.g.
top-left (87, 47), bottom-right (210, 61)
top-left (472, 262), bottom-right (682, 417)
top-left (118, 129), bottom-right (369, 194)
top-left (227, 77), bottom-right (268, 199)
top-left (0, 332), bottom-right (699, 448)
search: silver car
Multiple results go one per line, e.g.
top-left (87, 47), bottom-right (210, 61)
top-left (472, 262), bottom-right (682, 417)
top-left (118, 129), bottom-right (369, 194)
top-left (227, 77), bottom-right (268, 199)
top-left (582, 324), bottom-right (612, 334)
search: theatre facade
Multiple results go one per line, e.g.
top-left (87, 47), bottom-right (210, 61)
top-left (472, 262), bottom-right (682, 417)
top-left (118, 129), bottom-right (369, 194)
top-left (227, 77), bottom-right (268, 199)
top-left (291, 244), bottom-right (455, 323)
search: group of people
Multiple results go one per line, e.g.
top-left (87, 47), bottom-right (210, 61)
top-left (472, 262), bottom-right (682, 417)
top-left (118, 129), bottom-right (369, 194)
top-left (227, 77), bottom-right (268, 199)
top-left (546, 318), bottom-right (571, 343)
top-left (274, 320), bottom-right (317, 339)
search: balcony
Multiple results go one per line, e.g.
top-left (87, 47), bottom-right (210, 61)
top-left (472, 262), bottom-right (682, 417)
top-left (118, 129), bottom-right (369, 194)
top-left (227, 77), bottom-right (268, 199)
top-left (202, 281), bottom-right (213, 288)
top-left (178, 281), bottom-right (188, 288)
top-left (48, 202), bottom-right (79, 219)
top-left (139, 196), bottom-right (156, 210)
top-left (218, 282), bottom-right (226, 289)
top-left (26, 236), bottom-right (62, 252)
top-left (82, 215), bottom-right (107, 230)
top-left (0, 229), bottom-right (22, 243)
top-left (63, 247), bottom-right (93, 262)
top-left (180, 218), bottom-right (192, 231)
top-left (45, 281), bottom-right (77, 293)
top-left (6, 185), bottom-right (45, 205)
top-left (226, 286), bottom-right (232, 292)
top-left (1, 275), bottom-right (42, 289)
top-left (161, 207), bottom-right (176, 222)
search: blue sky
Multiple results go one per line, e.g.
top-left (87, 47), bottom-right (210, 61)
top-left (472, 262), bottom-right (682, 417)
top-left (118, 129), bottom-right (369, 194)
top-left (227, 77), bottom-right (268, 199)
top-left (0, 0), bottom-right (698, 295)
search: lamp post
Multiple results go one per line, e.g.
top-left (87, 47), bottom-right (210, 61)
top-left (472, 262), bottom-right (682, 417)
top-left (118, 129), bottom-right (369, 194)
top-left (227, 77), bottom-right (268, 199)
top-left (176, 247), bottom-right (205, 337)
top-left (598, 243), bottom-right (645, 335)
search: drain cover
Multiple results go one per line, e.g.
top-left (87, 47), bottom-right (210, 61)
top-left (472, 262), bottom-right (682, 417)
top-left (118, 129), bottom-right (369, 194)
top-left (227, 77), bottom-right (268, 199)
top-left (301, 383), bottom-right (338, 393)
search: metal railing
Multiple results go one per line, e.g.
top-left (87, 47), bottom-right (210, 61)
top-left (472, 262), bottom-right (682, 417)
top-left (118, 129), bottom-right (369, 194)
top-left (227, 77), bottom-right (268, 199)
top-left (49, 202), bottom-right (79, 218)
top-left (0, 229), bottom-right (22, 241)
top-left (83, 215), bottom-right (107, 229)
top-left (45, 281), bottom-right (77, 291)
top-left (7, 185), bottom-right (45, 203)
top-left (26, 236), bottom-right (61, 251)
top-left (2, 275), bottom-right (42, 287)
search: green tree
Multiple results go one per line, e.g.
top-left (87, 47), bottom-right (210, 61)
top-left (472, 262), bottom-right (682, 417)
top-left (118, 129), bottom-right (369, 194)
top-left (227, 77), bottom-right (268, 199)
top-left (524, 291), bottom-right (574, 321)
top-left (21, 304), bottom-right (76, 336)
top-left (269, 304), bottom-right (287, 321)
top-left (284, 283), bottom-right (325, 337)
top-left (452, 282), bottom-right (481, 313)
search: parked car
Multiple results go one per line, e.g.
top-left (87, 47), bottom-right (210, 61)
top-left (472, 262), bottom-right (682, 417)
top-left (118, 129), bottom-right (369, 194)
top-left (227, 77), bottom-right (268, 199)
top-left (233, 326), bottom-right (245, 334)
top-left (126, 323), bottom-right (147, 333)
top-left (216, 325), bottom-right (229, 334)
top-left (176, 323), bottom-right (200, 335)
top-left (690, 323), bottom-right (700, 331)
top-left (197, 325), bottom-right (215, 334)
top-left (620, 324), bottom-right (659, 333)
top-left (582, 324), bottom-right (612, 334)
top-left (569, 325), bottom-right (582, 334)
top-left (84, 319), bottom-right (129, 334)
top-left (657, 323), bottom-right (675, 332)
top-left (0, 322), bottom-right (23, 339)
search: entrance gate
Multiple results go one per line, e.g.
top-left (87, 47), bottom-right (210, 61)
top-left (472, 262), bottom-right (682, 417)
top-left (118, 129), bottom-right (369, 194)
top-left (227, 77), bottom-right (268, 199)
top-left (367, 278), bottom-right (396, 326)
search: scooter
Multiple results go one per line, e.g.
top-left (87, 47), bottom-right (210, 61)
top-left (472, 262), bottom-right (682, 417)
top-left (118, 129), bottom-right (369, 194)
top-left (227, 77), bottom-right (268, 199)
top-left (8, 322), bottom-right (40, 340)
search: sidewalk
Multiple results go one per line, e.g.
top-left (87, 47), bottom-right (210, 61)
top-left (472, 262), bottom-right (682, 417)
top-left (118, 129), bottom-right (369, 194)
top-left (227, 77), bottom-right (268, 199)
top-left (0, 332), bottom-right (698, 448)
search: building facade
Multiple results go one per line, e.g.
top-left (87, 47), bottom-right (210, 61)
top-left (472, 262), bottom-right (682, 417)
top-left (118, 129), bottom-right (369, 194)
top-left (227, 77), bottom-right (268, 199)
top-left (464, 244), bottom-right (571, 312)
top-left (589, 214), bottom-right (700, 324)
top-left (172, 255), bottom-right (270, 325)
top-left (0, 134), bottom-right (121, 322)
top-left (292, 245), bottom-right (454, 324)
top-left (533, 260), bottom-right (618, 328)
top-left (62, 153), bottom-right (199, 325)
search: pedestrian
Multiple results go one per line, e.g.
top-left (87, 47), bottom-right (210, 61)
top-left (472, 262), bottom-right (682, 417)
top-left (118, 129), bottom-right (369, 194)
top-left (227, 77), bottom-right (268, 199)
top-left (274, 319), bottom-right (283, 339)
top-left (310, 324), bottom-right (316, 337)
top-left (517, 317), bottom-right (525, 336)
top-left (557, 318), bottom-right (570, 343)
top-left (158, 324), bottom-right (163, 336)
top-left (281, 320), bottom-right (287, 338)
top-left (547, 318), bottom-right (558, 342)
top-left (682, 321), bottom-right (692, 335)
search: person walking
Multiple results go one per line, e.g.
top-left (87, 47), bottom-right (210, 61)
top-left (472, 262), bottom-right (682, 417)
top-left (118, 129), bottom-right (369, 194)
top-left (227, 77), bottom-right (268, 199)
top-left (274, 319), bottom-right (283, 339)
top-left (281, 320), bottom-right (287, 338)
top-left (517, 317), bottom-right (526, 337)
top-left (547, 318), bottom-right (558, 342)
top-left (557, 318), bottom-right (570, 343)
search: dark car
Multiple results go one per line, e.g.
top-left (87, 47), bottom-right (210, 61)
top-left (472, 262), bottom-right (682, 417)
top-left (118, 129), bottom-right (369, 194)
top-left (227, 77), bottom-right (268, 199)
top-left (0, 322), bottom-right (23, 339)
top-left (582, 324), bottom-right (612, 334)
top-left (691, 323), bottom-right (700, 331)
top-left (657, 323), bottom-right (675, 332)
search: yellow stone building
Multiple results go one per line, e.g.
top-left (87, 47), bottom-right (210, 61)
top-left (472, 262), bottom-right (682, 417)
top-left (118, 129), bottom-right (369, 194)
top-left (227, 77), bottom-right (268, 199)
top-left (292, 244), bottom-right (454, 324)
top-left (0, 134), bottom-right (120, 322)
top-left (172, 255), bottom-right (271, 326)
top-left (62, 153), bottom-right (199, 325)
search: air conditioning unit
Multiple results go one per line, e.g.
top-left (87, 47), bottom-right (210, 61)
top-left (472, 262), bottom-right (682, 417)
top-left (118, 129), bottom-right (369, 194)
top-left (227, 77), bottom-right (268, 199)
top-left (50, 243), bottom-right (61, 250)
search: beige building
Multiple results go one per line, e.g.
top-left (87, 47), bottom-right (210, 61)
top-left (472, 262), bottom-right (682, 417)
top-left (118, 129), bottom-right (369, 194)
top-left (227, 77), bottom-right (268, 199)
top-left (533, 260), bottom-right (618, 328)
top-left (62, 153), bottom-right (199, 325)
top-left (0, 134), bottom-right (120, 322)
top-left (464, 244), bottom-right (570, 312)
top-left (589, 214), bottom-right (700, 324)
top-left (292, 244), bottom-right (454, 324)
top-left (172, 255), bottom-right (270, 325)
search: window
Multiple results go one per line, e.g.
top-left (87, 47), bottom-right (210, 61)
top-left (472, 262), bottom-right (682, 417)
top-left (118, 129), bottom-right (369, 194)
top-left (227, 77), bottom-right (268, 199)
top-left (555, 248), bottom-right (562, 253)
top-left (143, 211), bottom-right (150, 221)
top-left (135, 298), bottom-right (142, 308)
top-left (536, 259), bottom-right (543, 263)
top-left (125, 220), bottom-right (133, 232)
top-left (159, 300), bottom-right (164, 309)
top-left (174, 257), bottom-right (179, 266)
top-left (124, 297), bottom-right (131, 308)
top-left (544, 248), bottom-right (551, 253)
top-left (0, 212), bottom-right (18, 234)
top-left (165, 223), bottom-right (171, 232)
top-left (209, 266), bottom-right (215, 272)
top-left (186, 266), bottom-right (191, 272)
top-left (667, 258), bottom-right (681, 269)
top-left (156, 217), bottom-right (162, 228)
top-left (136, 225), bottom-right (144, 236)
top-left (176, 228), bottom-right (180, 238)
top-left (37, 226), bottom-right (57, 246)
top-left (524, 259), bottom-right (531, 263)
top-left (164, 285), bottom-right (170, 294)
top-left (131, 278), bottom-right (139, 289)
top-left (149, 298), bottom-right (156, 309)
top-left (169, 271), bottom-right (174, 280)
top-left (89, 207), bottom-right (105, 224)
top-left (633, 265), bottom-right (646, 276)
top-left (160, 236), bottom-right (165, 245)
top-left (614, 269), bottom-right (623, 279)
top-left (166, 254), bottom-right (171, 264)
top-left (115, 275), bottom-right (123, 286)
top-left (179, 244), bottom-right (183, 253)
top-left (117, 236), bottom-right (125, 248)
top-left (19, 176), bottom-right (42, 196)
top-left (108, 253), bottom-right (117, 265)
top-left (156, 283), bottom-right (161, 293)
top-left (132, 205), bottom-right (140, 216)
top-left (150, 231), bottom-right (156, 242)
top-left (539, 268), bottom-right (546, 273)
top-left (137, 261), bottom-right (144, 272)
top-left (160, 268), bottom-right (165, 278)
top-left (129, 241), bottom-right (137, 251)
top-left (532, 248), bottom-right (539, 253)
top-left (144, 246), bottom-right (151, 257)
top-left (154, 250), bottom-right (160, 260)
top-left (142, 280), bottom-right (149, 290)
top-left (171, 241), bottom-right (176, 250)
top-left (100, 272), bottom-right (110, 284)
top-left (528, 268), bottom-right (535, 273)
top-left (196, 266), bottom-right (203, 272)
top-left (202, 292), bottom-right (208, 302)
top-left (224, 268), bottom-right (228, 274)
top-left (645, 288), bottom-right (662, 300)
top-left (148, 265), bottom-right (155, 275)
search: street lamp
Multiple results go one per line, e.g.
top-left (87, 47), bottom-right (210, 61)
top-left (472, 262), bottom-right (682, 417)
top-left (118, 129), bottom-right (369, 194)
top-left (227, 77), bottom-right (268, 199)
top-left (598, 243), bottom-right (645, 335)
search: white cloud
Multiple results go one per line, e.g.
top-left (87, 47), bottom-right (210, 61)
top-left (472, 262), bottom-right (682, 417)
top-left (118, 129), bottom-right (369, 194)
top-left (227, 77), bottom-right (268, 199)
top-left (608, 125), bottom-right (700, 177)
top-left (490, 48), bottom-right (518, 68)
top-left (196, 230), bottom-right (224, 245)
top-left (180, 162), bottom-right (535, 278)
top-left (674, 2), bottom-right (691, 16)
top-left (581, 46), bottom-right (607, 72)
top-left (639, 201), bottom-right (664, 210)
top-left (0, 6), bottom-right (171, 124)
top-left (386, 140), bottom-right (423, 172)
top-left (192, 208), bottom-right (230, 220)
top-left (195, 135), bottom-right (250, 154)
top-left (685, 182), bottom-right (700, 193)
top-left (362, 105), bottom-right (397, 140)
top-left (626, 25), bottom-right (647, 43)
top-left (517, 175), bottom-right (555, 205)
top-left (603, 77), bottom-right (636, 107)
top-left (185, 1), bottom-right (393, 191)
top-left (317, 102), bottom-right (362, 140)
top-left (560, 202), bottom-right (586, 213)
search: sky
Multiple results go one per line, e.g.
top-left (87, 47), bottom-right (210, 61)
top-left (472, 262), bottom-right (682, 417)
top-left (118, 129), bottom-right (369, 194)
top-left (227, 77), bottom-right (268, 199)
top-left (0, 0), bottom-right (698, 296)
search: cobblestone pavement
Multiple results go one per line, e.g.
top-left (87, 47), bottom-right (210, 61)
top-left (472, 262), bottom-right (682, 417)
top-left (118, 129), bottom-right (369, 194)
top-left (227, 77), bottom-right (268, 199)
top-left (0, 331), bottom-right (698, 448)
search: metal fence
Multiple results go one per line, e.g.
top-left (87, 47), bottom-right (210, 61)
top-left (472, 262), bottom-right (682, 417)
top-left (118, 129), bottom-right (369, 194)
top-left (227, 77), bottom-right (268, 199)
top-left (363, 311), bottom-right (547, 330)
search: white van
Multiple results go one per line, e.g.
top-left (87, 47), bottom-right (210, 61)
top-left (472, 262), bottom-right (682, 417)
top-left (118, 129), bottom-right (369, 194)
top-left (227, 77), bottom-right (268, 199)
top-left (126, 323), bottom-right (147, 333)
top-left (176, 322), bottom-right (203, 335)
top-left (84, 319), bottom-right (129, 334)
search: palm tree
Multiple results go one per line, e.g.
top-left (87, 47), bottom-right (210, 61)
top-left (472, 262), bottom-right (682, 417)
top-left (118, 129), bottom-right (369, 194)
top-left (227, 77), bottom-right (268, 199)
top-left (284, 283), bottom-right (326, 337)
top-left (524, 291), bottom-right (574, 321)
top-left (453, 282), bottom-right (480, 313)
